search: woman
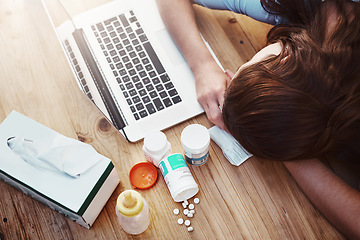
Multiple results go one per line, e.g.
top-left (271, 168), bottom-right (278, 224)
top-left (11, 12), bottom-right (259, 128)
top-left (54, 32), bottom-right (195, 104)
top-left (156, 0), bottom-right (360, 238)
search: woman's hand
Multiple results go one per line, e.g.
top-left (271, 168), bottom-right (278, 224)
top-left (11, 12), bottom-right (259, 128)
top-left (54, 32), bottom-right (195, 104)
top-left (194, 62), bottom-right (232, 129)
top-left (156, 0), bottom-right (234, 129)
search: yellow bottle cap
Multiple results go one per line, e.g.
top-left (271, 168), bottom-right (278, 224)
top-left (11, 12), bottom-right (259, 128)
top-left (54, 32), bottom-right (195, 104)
top-left (116, 190), bottom-right (144, 217)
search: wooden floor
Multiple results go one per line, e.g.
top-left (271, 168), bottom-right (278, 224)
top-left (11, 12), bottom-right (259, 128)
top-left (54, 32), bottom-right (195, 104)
top-left (0, 0), bottom-right (344, 239)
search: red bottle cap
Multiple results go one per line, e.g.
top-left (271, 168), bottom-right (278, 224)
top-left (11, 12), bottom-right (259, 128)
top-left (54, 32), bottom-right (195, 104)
top-left (129, 162), bottom-right (158, 189)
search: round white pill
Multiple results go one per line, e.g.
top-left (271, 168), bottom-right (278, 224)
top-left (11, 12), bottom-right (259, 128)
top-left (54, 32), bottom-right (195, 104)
top-left (177, 218), bottom-right (184, 225)
top-left (184, 200), bottom-right (189, 205)
top-left (194, 198), bottom-right (200, 204)
top-left (187, 213), bottom-right (193, 218)
top-left (188, 204), bottom-right (194, 210)
top-left (190, 210), bottom-right (195, 214)
top-left (184, 209), bottom-right (189, 215)
top-left (182, 202), bottom-right (187, 208)
top-left (184, 220), bottom-right (191, 226)
top-left (187, 226), bottom-right (194, 232)
top-left (173, 208), bottom-right (179, 215)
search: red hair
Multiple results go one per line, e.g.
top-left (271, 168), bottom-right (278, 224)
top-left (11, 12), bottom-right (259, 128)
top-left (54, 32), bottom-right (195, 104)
top-left (222, 0), bottom-right (360, 161)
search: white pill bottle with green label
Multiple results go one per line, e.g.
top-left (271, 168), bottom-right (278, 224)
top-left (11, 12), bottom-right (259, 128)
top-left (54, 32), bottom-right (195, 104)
top-left (115, 190), bottom-right (150, 235)
top-left (159, 154), bottom-right (199, 202)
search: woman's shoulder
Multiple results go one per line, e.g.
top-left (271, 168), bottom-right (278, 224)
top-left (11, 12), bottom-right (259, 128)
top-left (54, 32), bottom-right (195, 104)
top-left (193, 0), bottom-right (287, 24)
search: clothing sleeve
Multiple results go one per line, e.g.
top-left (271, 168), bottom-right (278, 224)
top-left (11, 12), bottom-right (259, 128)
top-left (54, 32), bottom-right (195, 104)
top-left (193, 0), bottom-right (286, 25)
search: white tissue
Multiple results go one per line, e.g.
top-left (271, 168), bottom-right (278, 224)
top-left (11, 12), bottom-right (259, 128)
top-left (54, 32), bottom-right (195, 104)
top-left (209, 126), bottom-right (252, 166)
top-left (7, 135), bottom-right (103, 178)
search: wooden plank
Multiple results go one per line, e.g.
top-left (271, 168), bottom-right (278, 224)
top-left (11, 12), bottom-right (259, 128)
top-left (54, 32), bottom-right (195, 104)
top-left (0, 0), bottom-right (345, 239)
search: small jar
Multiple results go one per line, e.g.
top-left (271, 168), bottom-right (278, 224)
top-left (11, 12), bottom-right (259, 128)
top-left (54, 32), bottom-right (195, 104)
top-left (143, 131), bottom-right (172, 167)
top-left (181, 124), bottom-right (210, 166)
top-left (115, 190), bottom-right (150, 235)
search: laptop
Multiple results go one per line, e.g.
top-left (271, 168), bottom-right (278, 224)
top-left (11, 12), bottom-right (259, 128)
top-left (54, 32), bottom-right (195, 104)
top-left (42, 0), bottom-right (211, 142)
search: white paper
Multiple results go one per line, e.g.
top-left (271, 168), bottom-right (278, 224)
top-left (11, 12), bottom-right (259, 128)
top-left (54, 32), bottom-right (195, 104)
top-left (209, 126), bottom-right (252, 166)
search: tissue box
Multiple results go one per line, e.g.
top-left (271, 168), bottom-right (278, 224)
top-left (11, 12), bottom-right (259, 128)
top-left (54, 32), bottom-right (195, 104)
top-left (0, 111), bottom-right (120, 229)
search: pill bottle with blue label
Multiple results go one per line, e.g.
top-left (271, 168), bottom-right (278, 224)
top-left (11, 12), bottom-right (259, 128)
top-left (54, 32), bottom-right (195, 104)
top-left (159, 154), bottom-right (199, 202)
top-left (181, 124), bottom-right (210, 166)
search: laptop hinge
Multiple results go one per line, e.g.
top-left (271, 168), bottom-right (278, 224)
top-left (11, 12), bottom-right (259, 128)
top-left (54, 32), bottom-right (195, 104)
top-left (72, 29), bottom-right (126, 132)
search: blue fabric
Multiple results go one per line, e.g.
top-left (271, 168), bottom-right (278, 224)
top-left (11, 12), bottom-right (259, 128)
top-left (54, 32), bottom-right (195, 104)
top-left (193, 0), bottom-right (286, 25)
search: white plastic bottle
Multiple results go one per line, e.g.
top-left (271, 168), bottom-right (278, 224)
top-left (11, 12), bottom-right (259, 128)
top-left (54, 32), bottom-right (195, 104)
top-left (143, 131), bottom-right (172, 167)
top-left (159, 154), bottom-right (199, 202)
top-left (181, 124), bottom-right (210, 166)
top-left (115, 190), bottom-right (150, 235)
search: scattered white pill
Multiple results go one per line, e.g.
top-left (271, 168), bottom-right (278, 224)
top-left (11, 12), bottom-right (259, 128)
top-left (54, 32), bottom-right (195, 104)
top-left (174, 199), bottom-right (199, 228)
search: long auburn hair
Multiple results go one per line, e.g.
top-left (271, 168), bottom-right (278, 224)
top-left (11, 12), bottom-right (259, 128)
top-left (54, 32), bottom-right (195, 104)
top-left (222, 0), bottom-right (360, 161)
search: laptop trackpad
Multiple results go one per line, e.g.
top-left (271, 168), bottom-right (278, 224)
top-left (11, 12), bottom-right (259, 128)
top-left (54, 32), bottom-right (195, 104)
top-left (156, 29), bottom-right (185, 66)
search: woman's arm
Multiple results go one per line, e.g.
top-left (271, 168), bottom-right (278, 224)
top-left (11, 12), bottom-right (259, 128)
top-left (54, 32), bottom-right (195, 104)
top-left (284, 158), bottom-right (360, 239)
top-left (156, 0), bottom-right (231, 129)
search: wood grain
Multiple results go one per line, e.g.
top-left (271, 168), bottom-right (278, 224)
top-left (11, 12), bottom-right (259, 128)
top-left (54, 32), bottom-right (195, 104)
top-left (0, 0), bottom-right (344, 239)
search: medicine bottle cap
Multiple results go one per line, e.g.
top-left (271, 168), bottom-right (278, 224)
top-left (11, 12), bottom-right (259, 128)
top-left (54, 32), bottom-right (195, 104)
top-left (116, 190), bottom-right (144, 217)
top-left (129, 162), bottom-right (158, 189)
top-left (181, 124), bottom-right (210, 153)
top-left (144, 131), bottom-right (168, 155)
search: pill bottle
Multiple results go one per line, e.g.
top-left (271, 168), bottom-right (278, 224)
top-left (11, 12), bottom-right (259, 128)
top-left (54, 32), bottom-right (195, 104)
top-left (115, 190), bottom-right (150, 235)
top-left (143, 131), bottom-right (172, 168)
top-left (181, 124), bottom-right (210, 166)
top-left (159, 154), bottom-right (199, 202)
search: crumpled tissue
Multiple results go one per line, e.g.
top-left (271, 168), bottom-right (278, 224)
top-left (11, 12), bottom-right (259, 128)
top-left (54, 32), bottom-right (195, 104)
top-left (7, 135), bottom-right (103, 178)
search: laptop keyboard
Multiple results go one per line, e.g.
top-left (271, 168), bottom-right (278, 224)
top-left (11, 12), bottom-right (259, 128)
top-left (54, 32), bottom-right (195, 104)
top-left (64, 39), bottom-right (94, 102)
top-left (90, 10), bottom-right (182, 121)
